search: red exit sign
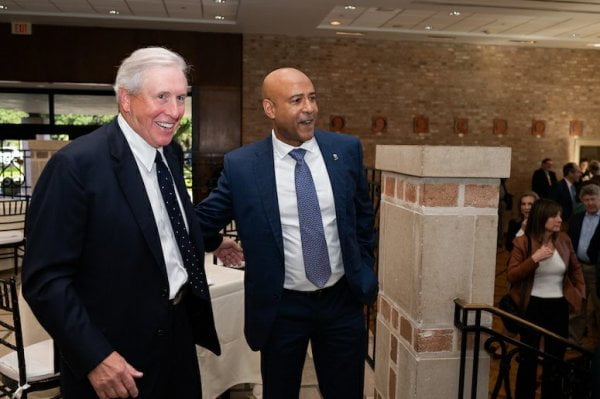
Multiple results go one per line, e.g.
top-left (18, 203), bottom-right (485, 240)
top-left (11, 22), bottom-right (32, 35)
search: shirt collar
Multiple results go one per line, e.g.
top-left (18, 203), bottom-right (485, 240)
top-left (585, 210), bottom-right (600, 217)
top-left (271, 129), bottom-right (318, 160)
top-left (118, 114), bottom-right (162, 172)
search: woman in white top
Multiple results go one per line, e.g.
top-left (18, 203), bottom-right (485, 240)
top-left (507, 199), bottom-right (585, 399)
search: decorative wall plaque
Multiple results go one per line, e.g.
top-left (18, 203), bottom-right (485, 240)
top-left (532, 120), bottom-right (545, 137)
top-left (454, 118), bottom-right (468, 136)
top-left (371, 115), bottom-right (387, 135)
top-left (493, 119), bottom-right (507, 136)
top-left (413, 115), bottom-right (428, 134)
top-left (569, 120), bottom-right (583, 137)
top-left (329, 115), bottom-right (345, 132)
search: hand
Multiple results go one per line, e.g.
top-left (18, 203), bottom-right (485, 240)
top-left (520, 218), bottom-right (528, 230)
top-left (88, 351), bottom-right (143, 399)
top-left (214, 237), bottom-right (244, 267)
top-left (532, 244), bottom-right (554, 263)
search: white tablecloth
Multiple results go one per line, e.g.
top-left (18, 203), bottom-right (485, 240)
top-left (198, 261), bottom-right (261, 399)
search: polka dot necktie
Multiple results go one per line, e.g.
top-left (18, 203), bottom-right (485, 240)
top-left (288, 148), bottom-right (331, 288)
top-left (155, 151), bottom-right (208, 300)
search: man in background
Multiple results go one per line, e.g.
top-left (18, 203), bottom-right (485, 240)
top-left (22, 47), bottom-right (238, 399)
top-left (196, 67), bottom-right (377, 398)
top-left (568, 184), bottom-right (600, 345)
top-left (550, 162), bottom-right (583, 222)
top-left (531, 158), bottom-right (557, 198)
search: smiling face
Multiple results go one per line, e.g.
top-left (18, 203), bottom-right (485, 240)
top-left (262, 68), bottom-right (318, 147)
top-left (520, 195), bottom-right (536, 219)
top-left (120, 66), bottom-right (187, 148)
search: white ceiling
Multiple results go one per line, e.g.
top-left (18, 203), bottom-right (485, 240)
top-left (2, 0), bottom-right (600, 49)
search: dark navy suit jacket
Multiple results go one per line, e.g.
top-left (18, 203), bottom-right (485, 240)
top-left (196, 130), bottom-right (378, 350)
top-left (22, 119), bottom-right (219, 390)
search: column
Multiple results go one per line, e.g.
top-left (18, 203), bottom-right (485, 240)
top-left (373, 145), bottom-right (511, 399)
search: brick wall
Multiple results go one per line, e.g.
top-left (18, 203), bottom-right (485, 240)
top-left (243, 34), bottom-right (600, 202)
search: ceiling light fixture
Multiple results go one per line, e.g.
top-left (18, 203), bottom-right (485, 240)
top-left (108, 9), bottom-right (119, 15)
top-left (214, 0), bottom-right (226, 3)
top-left (449, 10), bottom-right (460, 16)
top-left (0, 5), bottom-right (7, 10)
top-left (344, 5), bottom-right (356, 10)
top-left (215, 15), bottom-right (225, 20)
top-left (588, 43), bottom-right (600, 47)
top-left (330, 20), bottom-right (342, 26)
top-left (571, 33), bottom-right (578, 38)
top-left (425, 26), bottom-right (432, 30)
top-left (336, 31), bottom-right (364, 36)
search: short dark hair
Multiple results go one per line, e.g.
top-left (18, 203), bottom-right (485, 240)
top-left (542, 158), bottom-right (552, 165)
top-left (563, 162), bottom-right (578, 177)
top-left (525, 199), bottom-right (562, 242)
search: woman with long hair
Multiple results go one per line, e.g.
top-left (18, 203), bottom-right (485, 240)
top-left (507, 199), bottom-right (585, 399)
top-left (505, 191), bottom-right (539, 252)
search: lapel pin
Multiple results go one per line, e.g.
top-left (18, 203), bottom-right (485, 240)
top-left (332, 154), bottom-right (339, 161)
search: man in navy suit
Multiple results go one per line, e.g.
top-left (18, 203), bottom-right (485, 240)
top-left (550, 162), bottom-right (583, 222)
top-left (531, 158), bottom-right (558, 199)
top-left (196, 68), bottom-right (378, 398)
top-left (22, 47), bottom-right (238, 399)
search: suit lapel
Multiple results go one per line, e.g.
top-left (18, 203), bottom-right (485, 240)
top-left (109, 124), bottom-right (166, 273)
top-left (315, 131), bottom-right (347, 221)
top-left (253, 137), bottom-right (284, 258)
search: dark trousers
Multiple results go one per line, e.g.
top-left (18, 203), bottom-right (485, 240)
top-left (260, 278), bottom-right (366, 399)
top-left (61, 300), bottom-right (201, 399)
top-left (515, 296), bottom-right (568, 399)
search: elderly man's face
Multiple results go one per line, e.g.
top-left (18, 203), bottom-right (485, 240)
top-left (120, 66), bottom-right (187, 148)
top-left (542, 160), bottom-right (553, 171)
top-left (582, 194), bottom-right (600, 214)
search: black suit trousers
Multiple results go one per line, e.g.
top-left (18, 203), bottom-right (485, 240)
top-left (260, 278), bottom-right (366, 399)
top-left (60, 300), bottom-right (201, 399)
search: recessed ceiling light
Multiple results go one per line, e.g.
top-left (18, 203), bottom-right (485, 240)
top-left (108, 9), bottom-right (119, 15)
top-left (571, 33), bottom-right (578, 38)
top-left (0, 5), bottom-right (7, 10)
top-left (214, 0), bottom-right (226, 3)
top-left (336, 31), bottom-right (363, 36)
top-left (449, 10), bottom-right (461, 16)
top-left (344, 5), bottom-right (356, 10)
top-left (330, 20), bottom-right (342, 26)
top-left (215, 15), bottom-right (225, 20)
top-left (588, 43), bottom-right (600, 47)
top-left (425, 26), bottom-right (432, 30)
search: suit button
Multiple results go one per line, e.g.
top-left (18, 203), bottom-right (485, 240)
top-left (161, 288), bottom-right (168, 298)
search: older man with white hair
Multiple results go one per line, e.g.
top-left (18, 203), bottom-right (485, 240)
top-left (22, 47), bottom-right (240, 399)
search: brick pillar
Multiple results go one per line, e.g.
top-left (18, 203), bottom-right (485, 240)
top-left (24, 140), bottom-right (69, 193)
top-left (373, 145), bottom-right (511, 399)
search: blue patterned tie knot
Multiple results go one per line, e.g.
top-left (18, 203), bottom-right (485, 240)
top-left (155, 151), bottom-right (208, 299)
top-left (289, 148), bottom-right (331, 288)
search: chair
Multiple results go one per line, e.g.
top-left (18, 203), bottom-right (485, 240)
top-left (0, 277), bottom-right (60, 398)
top-left (0, 196), bottom-right (28, 275)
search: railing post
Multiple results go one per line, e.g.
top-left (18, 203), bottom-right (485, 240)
top-left (373, 145), bottom-right (511, 398)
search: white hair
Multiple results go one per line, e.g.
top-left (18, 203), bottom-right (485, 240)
top-left (113, 47), bottom-right (189, 98)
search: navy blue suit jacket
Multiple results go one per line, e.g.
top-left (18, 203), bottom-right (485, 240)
top-left (196, 130), bottom-right (378, 350)
top-left (550, 179), bottom-right (576, 221)
top-left (22, 120), bottom-right (219, 386)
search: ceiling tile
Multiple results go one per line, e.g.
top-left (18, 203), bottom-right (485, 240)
top-left (350, 7), bottom-right (401, 28)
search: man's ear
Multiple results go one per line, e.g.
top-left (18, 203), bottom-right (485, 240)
top-left (262, 99), bottom-right (275, 120)
top-left (119, 88), bottom-right (131, 113)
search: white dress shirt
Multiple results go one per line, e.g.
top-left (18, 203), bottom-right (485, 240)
top-left (272, 131), bottom-right (344, 290)
top-left (118, 114), bottom-right (188, 299)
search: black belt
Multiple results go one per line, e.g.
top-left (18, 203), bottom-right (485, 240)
top-left (283, 277), bottom-right (345, 298)
top-left (170, 285), bottom-right (187, 305)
